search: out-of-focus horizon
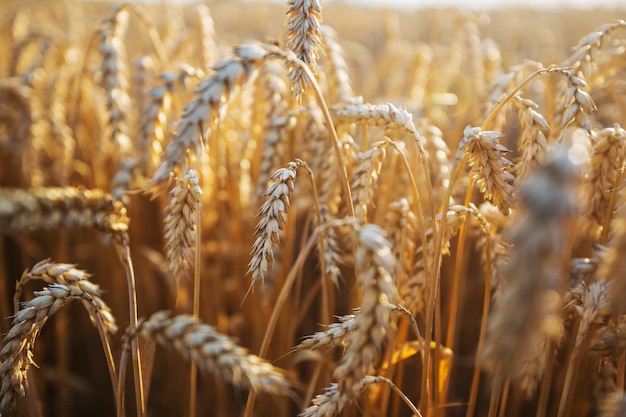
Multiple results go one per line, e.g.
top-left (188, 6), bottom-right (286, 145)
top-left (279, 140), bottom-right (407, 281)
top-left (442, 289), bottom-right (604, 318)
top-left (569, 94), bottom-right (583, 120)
top-left (89, 0), bottom-right (626, 10)
top-left (241, 0), bottom-right (625, 10)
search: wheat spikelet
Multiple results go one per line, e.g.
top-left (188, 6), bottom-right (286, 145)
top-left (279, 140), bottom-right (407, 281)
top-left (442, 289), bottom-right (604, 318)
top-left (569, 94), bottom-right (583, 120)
top-left (592, 313), bottom-right (626, 356)
top-left (299, 383), bottom-right (348, 417)
top-left (150, 43), bottom-right (273, 189)
top-left (0, 187), bottom-right (128, 234)
top-left (248, 161), bottom-right (302, 292)
top-left (294, 314), bottom-right (355, 352)
top-left (568, 20), bottom-right (626, 80)
top-left (556, 68), bottom-right (597, 133)
top-left (285, 0), bottom-right (323, 101)
top-left (305, 118), bottom-right (351, 285)
top-left (459, 125), bottom-right (515, 215)
top-left (481, 153), bottom-right (578, 393)
top-left (0, 282), bottom-right (114, 415)
top-left (164, 169), bottom-right (202, 291)
top-left (131, 311), bottom-right (291, 395)
top-left (333, 224), bottom-right (398, 398)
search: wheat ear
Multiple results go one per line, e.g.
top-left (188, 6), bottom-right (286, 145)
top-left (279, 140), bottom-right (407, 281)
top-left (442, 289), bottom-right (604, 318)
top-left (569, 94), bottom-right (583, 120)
top-left (285, 0), bottom-right (323, 101)
top-left (125, 311), bottom-right (292, 395)
top-left (459, 125), bottom-right (515, 214)
top-left (150, 44), bottom-right (273, 189)
top-left (0, 187), bottom-right (128, 234)
top-left (99, 7), bottom-right (132, 159)
top-left (514, 96), bottom-right (551, 187)
top-left (0, 283), bottom-right (115, 416)
top-left (247, 160), bottom-right (303, 293)
top-left (164, 169), bottom-right (202, 293)
top-left (583, 124), bottom-right (625, 228)
top-left (320, 25), bottom-right (356, 105)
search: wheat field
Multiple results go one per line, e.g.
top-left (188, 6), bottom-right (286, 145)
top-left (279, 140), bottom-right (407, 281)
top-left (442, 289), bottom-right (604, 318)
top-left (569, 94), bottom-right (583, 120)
top-left (1, 1), bottom-right (626, 416)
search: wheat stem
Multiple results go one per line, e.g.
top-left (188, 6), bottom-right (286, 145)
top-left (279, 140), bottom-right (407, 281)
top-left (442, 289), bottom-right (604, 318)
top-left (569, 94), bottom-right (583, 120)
top-left (114, 235), bottom-right (145, 417)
